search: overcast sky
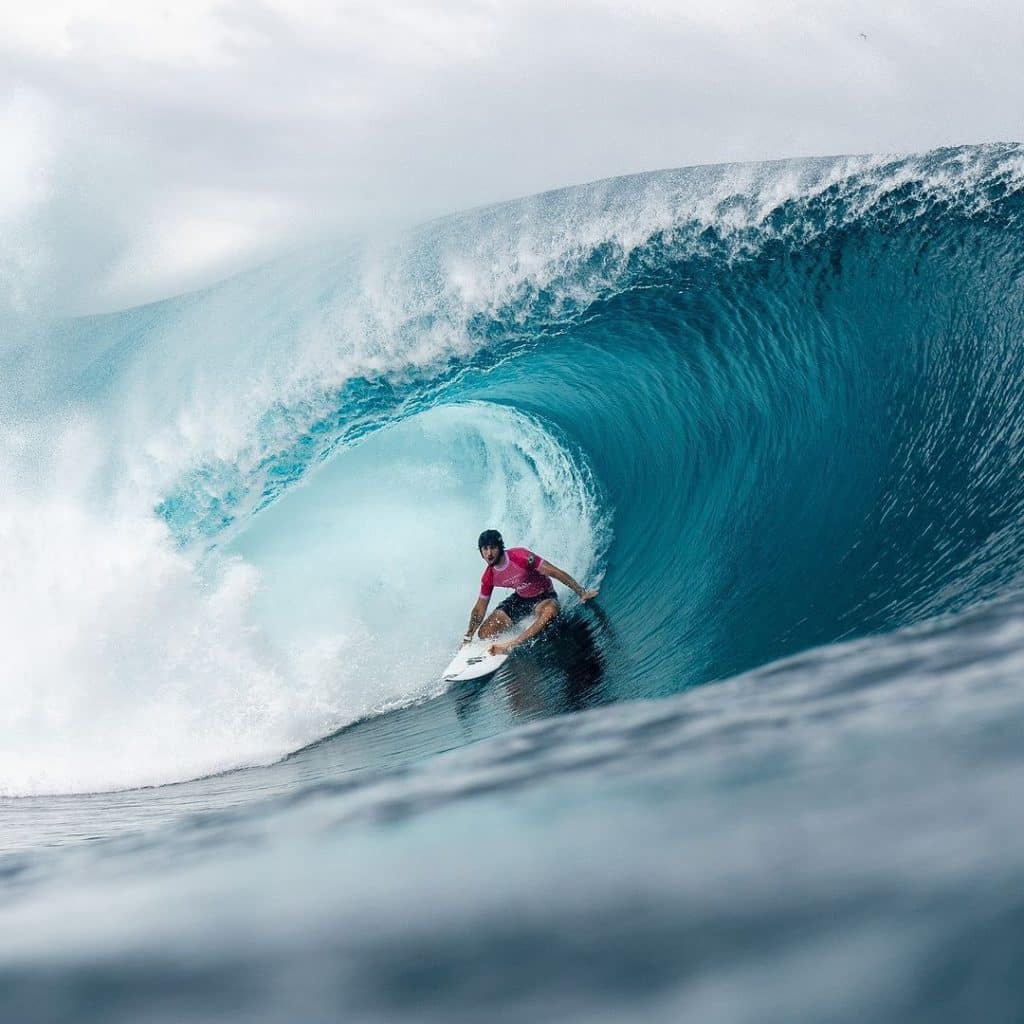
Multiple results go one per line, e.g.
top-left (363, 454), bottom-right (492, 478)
top-left (2, 0), bottom-right (1022, 312)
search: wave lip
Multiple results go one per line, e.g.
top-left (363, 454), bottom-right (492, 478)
top-left (36, 144), bottom-right (1020, 549)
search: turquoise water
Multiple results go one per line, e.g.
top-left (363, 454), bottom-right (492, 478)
top-left (2, 144), bottom-right (1024, 1021)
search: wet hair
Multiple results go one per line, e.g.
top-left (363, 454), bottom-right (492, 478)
top-left (478, 529), bottom-right (504, 554)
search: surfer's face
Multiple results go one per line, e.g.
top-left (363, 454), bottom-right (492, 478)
top-left (480, 544), bottom-right (502, 565)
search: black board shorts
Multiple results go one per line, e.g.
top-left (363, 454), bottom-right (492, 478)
top-left (496, 589), bottom-right (558, 622)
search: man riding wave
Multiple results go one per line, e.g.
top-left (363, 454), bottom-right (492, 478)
top-left (463, 529), bottom-right (599, 656)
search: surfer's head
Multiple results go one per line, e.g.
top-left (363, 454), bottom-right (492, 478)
top-left (478, 529), bottom-right (504, 565)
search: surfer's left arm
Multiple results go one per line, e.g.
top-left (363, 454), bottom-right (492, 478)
top-left (537, 560), bottom-right (599, 602)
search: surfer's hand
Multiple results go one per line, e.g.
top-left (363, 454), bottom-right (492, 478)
top-left (489, 641), bottom-right (513, 656)
top-left (579, 588), bottom-right (599, 603)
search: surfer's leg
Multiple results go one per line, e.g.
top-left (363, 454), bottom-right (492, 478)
top-left (477, 608), bottom-right (513, 639)
top-left (512, 598), bottom-right (560, 646)
top-left (533, 597), bottom-right (560, 631)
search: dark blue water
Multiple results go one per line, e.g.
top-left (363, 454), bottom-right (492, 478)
top-left (3, 143), bottom-right (1024, 1022)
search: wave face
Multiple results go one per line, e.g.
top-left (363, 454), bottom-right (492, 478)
top-left (3, 143), bottom-right (1024, 795)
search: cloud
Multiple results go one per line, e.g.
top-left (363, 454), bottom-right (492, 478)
top-left (2, 0), bottom-right (1021, 312)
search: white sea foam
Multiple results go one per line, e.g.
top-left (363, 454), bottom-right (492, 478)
top-left (0, 404), bottom-right (607, 796)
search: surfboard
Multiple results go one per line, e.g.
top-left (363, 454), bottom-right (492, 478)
top-left (442, 639), bottom-right (510, 682)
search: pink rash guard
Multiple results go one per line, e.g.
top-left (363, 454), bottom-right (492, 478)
top-left (480, 548), bottom-right (552, 600)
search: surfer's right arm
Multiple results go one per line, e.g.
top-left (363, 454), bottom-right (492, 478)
top-left (463, 597), bottom-right (489, 644)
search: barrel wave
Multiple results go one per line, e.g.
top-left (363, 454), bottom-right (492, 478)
top-left (3, 143), bottom-right (1024, 796)
top-left (6, 144), bottom-right (1024, 1023)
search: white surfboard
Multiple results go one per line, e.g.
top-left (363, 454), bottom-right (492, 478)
top-left (442, 639), bottom-right (510, 682)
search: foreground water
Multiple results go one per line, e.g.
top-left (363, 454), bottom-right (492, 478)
top-left (3, 144), bottom-right (1024, 1020)
top-left (4, 591), bottom-right (1024, 1022)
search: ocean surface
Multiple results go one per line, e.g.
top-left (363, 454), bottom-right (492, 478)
top-left (3, 143), bottom-right (1024, 1021)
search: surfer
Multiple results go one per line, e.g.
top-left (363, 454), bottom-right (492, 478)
top-left (463, 529), bottom-right (599, 656)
